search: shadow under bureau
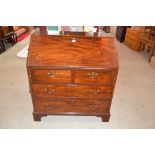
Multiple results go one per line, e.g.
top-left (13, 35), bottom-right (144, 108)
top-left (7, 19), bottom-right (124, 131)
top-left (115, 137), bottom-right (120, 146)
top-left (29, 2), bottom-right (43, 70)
top-left (27, 31), bottom-right (119, 122)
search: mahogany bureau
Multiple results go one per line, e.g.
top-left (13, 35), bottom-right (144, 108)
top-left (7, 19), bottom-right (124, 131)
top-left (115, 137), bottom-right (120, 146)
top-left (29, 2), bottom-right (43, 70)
top-left (27, 31), bottom-right (119, 122)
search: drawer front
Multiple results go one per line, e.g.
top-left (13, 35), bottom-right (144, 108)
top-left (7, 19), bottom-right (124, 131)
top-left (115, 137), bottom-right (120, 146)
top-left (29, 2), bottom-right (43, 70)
top-left (32, 84), bottom-right (112, 99)
top-left (31, 69), bottom-right (71, 84)
top-left (32, 84), bottom-right (73, 98)
top-left (74, 70), bottom-right (113, 84)
top-left (73, 85), bottom-right (112, 99)
top-left (34, 98), bottom-right (110, 114)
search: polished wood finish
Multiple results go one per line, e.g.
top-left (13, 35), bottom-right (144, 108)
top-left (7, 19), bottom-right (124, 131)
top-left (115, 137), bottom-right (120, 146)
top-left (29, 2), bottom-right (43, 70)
top-left (28, 32), bottom-right (118, 68)
top-left (125, 28), bottom-right (144, 51)
top-left (74, 70), bottom-right (113, 84)
top-left (32, 84), bottom-right (112, 99)
top-left (31, 69), bottom-right (71, 84)
top-left (34, 98), bottom-right (110, 114)
top-left (27, 31), bottom-right (119, 122)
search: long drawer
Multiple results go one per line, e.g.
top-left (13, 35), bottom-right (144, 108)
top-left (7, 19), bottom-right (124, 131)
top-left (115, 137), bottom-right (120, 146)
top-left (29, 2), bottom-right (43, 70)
top-left (33, 98), bottom-right (110, 114)
top-left (32, 84), bottom-right (113, 99)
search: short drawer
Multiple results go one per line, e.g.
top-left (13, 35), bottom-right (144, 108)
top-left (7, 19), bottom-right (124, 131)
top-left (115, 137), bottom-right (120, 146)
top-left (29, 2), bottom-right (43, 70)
top-left (31, 84), bottom-right (112, 99)
top-left (73, 85), bottom-right (112, 99)
top-left (74, 70), bottom-right (113, 84)
top-left (31, 69), bottom-right (71, 84)
top-left (34, 98), bottom-right (110, 114)
top-left (32, 84), bottom-right (72, 98)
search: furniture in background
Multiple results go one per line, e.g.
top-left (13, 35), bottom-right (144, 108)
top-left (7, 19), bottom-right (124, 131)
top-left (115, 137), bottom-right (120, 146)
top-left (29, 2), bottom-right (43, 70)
top-left (39, 26), bottom-right (47, 32)
top-left (39, 26), bottom-right (59, 32)
top-left (124, 27), bottom-right (144, 51)
top-left (27, 31), bottom-right (119, 122)
top-left (61, 26), bottom-right (69, 31)
top-left (0, 26), bottom-right (32, 53)
top-left (139, 27), bottom-right (155, 61)
top-left (0, 26), bottom-right (13, 37)
top-left (116, 26), bottom-right (130, 42)
top-left (0, 41), bottom-right (4, 53)
top-left (15, 27), bottom-right (27, 38)
top-left (130, 26), bottom-right (145, 31)
top-left (110, 26), bottom-right (117, 36)
top-left (61, 26), bottom-right (98, 32)
top-left (144, 26), bottom-right (155, 40)
top-left (94, 26), bottom-right (100, 32)
top-left (39, 26), bottom-right (100, 33)
top-left (13, 26), bottom-right (32, 41)
top-left (83, 26), bottom-right (99, 32)
top-left (101, 26), bottom-right (110, 33)
top-left (0, 26), bottom-right (17, 53)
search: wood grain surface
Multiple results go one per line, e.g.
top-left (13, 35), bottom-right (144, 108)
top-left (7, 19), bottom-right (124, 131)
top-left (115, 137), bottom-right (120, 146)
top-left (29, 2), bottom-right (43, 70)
top-left (27, 31), bottom-right (119, 122)
top-left (27, 31), bottom-right (118, 69)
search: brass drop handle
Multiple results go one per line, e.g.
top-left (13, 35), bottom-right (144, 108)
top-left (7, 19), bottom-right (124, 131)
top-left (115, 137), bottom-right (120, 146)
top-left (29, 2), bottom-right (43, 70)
top-left (44, 88), bottom-right (55, 94)
top-left (47, 71), bottom-right (56, 77)
top-left (89, 105), bottom-right (99, 108)
top-left (88, 72), bottom-right (98, 78)
top-left (91, 107), bottom-right (97, 110)
top-left (49, 106), bottom-right (54, 109)
top-left (90, 90), bottom-right (101, 95)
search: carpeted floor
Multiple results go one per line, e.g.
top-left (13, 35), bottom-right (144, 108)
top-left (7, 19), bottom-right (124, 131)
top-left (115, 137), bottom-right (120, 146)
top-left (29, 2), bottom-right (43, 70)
top-left (0, 34), bottom-right (155, 129)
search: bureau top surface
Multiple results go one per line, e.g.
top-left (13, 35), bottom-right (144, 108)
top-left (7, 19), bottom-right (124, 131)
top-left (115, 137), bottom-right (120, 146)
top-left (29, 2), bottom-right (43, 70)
top-left (27, 31), bottom-right (119, 69)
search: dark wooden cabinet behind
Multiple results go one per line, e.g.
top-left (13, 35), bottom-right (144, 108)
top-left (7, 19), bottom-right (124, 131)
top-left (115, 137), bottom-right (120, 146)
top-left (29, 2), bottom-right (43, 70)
top-left (27, 31), bottom-right (119, 122)
top-left (0, 41), bottom-right (5, 53)
top-left (0, 26), bottom-right (14, 38)
top-left (116, 26), bottom-right (130, 42)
